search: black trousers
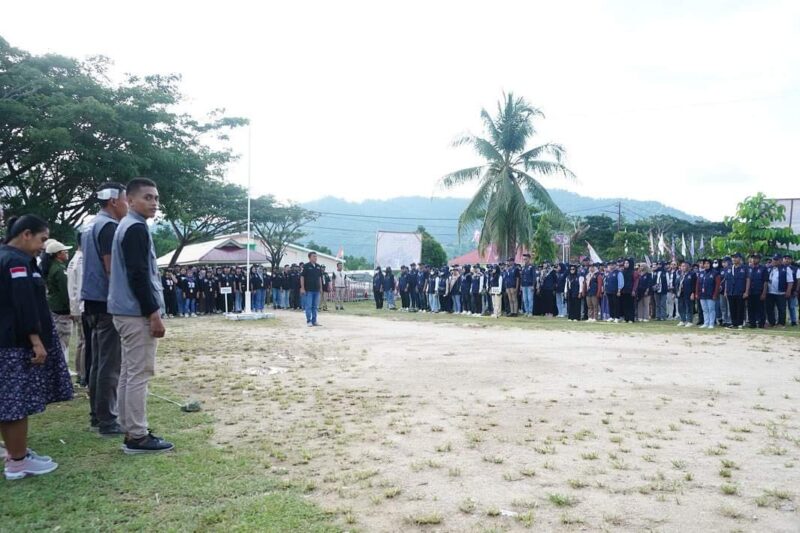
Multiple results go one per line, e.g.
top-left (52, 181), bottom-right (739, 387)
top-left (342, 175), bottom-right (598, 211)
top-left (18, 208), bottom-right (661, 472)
top-left (606, 293), bottom-right (619, 319)
top-left (540, 289), bottom-right (554, 315)
top-left (747, 295), bottom-right (765, 327)
top-left (621, 293), bottom-right (635, 322)
top-left (374, 290), bottom-right (384, 309)
top-left (567, 295), bottom-right (581, 320)
top-left (417, 290), bottom-right (427, 310)
top-left (401, 291), bottom-right (410, 309)
top-left (728, 295), bottom-right (745, 327)
top-left (165, 290), bottom-right (178, 316)
top-left (472, 293), bottom-right (482, 314)
top-left (766, 293), bottom-right (787, 326)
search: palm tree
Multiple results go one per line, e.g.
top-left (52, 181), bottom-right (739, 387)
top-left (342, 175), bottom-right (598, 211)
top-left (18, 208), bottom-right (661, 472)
top-left (440, 92), bottom-right (574, 259)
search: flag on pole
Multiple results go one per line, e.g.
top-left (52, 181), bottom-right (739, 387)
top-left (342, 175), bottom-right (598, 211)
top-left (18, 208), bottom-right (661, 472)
top-left (699, 235), bottom-right (705, 253)
top-left (681, 234), bottom-right (687, 258)
top-left (690, 235), bottom-right (696, 259)
top-left (670, 236), bottom-right (676, 261)
top-left (649, 230), bottom-right (656, 255)
top-left (657, 233), bottom-right (666, 256)
top-left (645, 255), bottom-right (652, 268)
top-left (336, 247), bottom-right (344, 259)
top-left (624, 239), bottom-right (629, 255)
top-left (586, 241), bottom-right (603, 264)
top-left (472, 229), bottom-right (481, 244)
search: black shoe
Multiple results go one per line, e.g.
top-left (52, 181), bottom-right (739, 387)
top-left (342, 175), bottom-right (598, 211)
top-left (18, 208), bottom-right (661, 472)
top-left (99, 423), bottom-right (125, 437)
top-left (122, 432), bottom-right (174, 455)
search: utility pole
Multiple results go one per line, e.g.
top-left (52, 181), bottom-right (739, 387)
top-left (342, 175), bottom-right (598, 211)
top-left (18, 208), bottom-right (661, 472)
top-left (617, 201), bottom-right (622, 232)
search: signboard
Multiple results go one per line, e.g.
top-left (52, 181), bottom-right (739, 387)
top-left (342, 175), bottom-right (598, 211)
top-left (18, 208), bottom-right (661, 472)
top-left (220, 287), bottom-right (233, 295)
top-left (375, 231), bottom-right (422, 270)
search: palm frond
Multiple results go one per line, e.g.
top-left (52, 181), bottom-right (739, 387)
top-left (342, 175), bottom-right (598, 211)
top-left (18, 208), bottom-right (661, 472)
top-left (456, 173), bottom-right (494, 238)
top-left (521, 159), bottom-right (576, 181)
top-left (513, 143), bottom-right (567, 166)
top-left (514, 169), bottom-right (566, 225)
top-left (439, 165), bottom-right (485, 189)
top-left (480, 108), bottom-right (500, 145)
top-left (452, 133), bottom-right (502, 163)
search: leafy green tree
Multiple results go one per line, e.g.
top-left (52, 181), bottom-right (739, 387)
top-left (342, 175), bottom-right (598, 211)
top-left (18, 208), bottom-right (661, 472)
top-left (418, 225), bottom-right (447, 266)
top-left (305, 241), bottom-right (333, 256)
top-left (251, 196), bottom-right (319, 272)
top-left (152, 225), bottom-right (180, 258)
top-left (581, 215), bottom-right (616, 258)
top-left (0, 36), bottom-right (245, 241)
top-left (531, 214), bottom-right (557, 263)
top-left (163, 180), bottom-right (248, 266)
top-left (440, 92), bottom-right (574, 259)
top-left (607, 231), bottom-right (649, 261)
top-left (712, 193), bottom-right (799, 256)
top-left (343, 255), bottom-right (370, 270)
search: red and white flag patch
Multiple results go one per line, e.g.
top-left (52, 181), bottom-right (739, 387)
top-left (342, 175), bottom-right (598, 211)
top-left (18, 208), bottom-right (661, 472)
top-left (10, 266), bottom-right (28, 279)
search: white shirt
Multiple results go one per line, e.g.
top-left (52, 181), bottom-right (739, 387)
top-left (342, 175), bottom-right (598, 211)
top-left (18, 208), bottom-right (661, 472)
top-left (333, 270), bottom-right (348, 288)
top-left (67, 250), bottom-right (84, 316)
top-left (769, 266), bottom-right (794, 295)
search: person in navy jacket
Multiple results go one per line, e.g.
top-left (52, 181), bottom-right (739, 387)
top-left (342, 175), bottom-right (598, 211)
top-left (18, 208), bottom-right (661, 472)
top-left (744, 253), bottom-right (768, 328)
top-left (676, 261), bottom-right (696, 326)
top-left (696, 258), bottom-right (721, 329)
top-left (725, 252), bottom-right (748, 328)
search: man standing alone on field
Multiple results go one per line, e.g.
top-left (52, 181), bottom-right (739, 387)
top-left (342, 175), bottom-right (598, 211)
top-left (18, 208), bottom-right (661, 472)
top-left (108, 178), bottom-right (173, 454)
top-left (300, 252), bottom-right (322, 326)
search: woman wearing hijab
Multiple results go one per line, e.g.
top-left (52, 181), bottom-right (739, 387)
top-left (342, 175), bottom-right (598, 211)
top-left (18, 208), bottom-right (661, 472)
top-left (635, 263), bottom-right (653, 322)
top-left (383, 267), bottom-right (397, 310)
top-left (565, 264), bottom-right (582, 321)
top-left (1, 215), bottom-right (73, 480)
top-left (620, 258), bottom-right (636, 323)
top-left (555, 263), bottom-right (568, 318)
top-left (537, 262), bottom-right (557, 317)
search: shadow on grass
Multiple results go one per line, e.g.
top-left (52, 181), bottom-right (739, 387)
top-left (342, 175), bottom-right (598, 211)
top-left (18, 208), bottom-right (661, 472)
top-left (1, 391), bottom-right (338, 532)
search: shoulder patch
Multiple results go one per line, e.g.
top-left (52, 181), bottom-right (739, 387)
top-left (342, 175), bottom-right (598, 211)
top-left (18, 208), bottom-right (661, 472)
top-left (10, 266), bottom-right (28, 279)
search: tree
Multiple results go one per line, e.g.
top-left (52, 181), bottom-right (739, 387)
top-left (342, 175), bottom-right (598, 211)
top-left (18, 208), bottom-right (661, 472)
top-left (0, 36), bottom-right (246, 241)
top-left (582, 215), bottom-right (616, 258)
top-left (152, 225), bottom-right (179, 258)
top-left (712, 193), bottom-right (799, 256)
top-left (343, 255), bottom-right (370, 270)
top-left (440, 92), bottom-right (574, 259)
top-left (531, 214), bottom-right (557, 264)
top-left (607, 231), bottom-right (649, 261)
top-left (251, 196), bottom-right (319, 272)
top-left (162, 180), bottom-right (248, 266)
top-left (418, 225), bottom-right (447, 267)
top-left (305, 241), bottom-right (333, 256)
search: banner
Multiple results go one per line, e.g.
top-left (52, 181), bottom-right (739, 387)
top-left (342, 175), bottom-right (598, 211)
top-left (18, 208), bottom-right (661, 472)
top-left (375, 231), bottom-right (422, 269)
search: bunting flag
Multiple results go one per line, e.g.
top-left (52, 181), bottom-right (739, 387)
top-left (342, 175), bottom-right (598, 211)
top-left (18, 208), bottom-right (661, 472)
top-left (649, 230), bottom-right (656, 255)
top-left (586, 241), bottom-right (603, 264)
top-left (657, 233), bottom-right (667, 256)
top-left (690, 235), bottom-right (696, 258)
top-left (681, 234), bottom-right (687, 258)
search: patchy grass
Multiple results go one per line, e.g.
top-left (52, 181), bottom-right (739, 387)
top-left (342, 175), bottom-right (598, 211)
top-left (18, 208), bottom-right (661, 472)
top-left (0, 393), bottom-right (336, 531)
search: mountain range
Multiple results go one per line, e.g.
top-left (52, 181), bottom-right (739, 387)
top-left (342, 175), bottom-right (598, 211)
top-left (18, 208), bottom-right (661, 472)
top-left (301, 189), bottom-right (703, 261)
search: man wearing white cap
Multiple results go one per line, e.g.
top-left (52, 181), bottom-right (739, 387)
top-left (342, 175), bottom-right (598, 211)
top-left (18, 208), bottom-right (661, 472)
top-left (45, 240), bottom-right (73, 362)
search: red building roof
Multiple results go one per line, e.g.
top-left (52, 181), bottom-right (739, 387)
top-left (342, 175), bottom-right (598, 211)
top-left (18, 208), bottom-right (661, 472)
top-left (449, 245), bottom-right (529, 266)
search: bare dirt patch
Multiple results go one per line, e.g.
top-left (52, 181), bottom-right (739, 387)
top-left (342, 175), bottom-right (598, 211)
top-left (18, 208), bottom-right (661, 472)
top-left (158, 312), bottom-right (800, 532)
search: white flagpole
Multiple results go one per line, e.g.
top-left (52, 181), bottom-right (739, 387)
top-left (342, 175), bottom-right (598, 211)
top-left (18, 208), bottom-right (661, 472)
top-left (244, 123), bottom-right (253, 314)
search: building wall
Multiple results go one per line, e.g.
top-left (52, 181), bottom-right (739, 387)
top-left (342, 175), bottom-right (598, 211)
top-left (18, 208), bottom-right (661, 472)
top-left (230, 235), bottom-right (341, 272)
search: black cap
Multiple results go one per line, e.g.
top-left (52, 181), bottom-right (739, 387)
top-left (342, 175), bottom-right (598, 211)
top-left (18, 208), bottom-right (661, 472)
top-left (732, 252), bottom-right (743, 258)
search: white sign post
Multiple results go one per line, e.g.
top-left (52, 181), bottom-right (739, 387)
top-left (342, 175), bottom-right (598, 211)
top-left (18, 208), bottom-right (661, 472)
top-left (220, 286), bottom-right (232, 314)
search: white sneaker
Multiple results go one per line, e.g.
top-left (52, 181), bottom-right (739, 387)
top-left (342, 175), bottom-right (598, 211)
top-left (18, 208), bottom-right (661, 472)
top-left (4, 454), bottom-right (58, 480)
top-left (698, 325), bottom-right (707, 329)
top-left (684, 323), bottom-right (693, 328)
top-left (677, 322), bottom-right (685, 327)
top-left (643, 319), bottom-right (649, 323)
top-left (707, 325), bottom-right (714, 330)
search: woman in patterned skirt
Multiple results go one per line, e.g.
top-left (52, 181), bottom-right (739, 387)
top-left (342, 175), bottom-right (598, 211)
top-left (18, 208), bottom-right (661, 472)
top-left (1, 215), bottom-right (74, 480)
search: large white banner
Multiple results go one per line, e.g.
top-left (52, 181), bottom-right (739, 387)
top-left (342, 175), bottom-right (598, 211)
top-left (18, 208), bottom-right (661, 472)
top-left (375, 231), bottom-right (422, 269)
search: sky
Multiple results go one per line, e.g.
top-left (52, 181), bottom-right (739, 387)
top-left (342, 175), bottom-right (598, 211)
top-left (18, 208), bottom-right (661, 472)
top-left (3, 0), bottom-right (800, 221)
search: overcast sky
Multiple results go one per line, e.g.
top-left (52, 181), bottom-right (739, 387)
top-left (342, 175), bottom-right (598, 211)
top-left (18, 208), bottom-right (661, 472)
top-left (4, 0), bottom-right (799, 220)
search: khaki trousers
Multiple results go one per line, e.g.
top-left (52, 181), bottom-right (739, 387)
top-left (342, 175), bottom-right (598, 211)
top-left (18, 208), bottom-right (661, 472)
top-left (113, 316), bottom-right (158, 439)
top-left (586, 296), bottom-right (599, 320)
top-left (506, 288), bottom-right (519, 315)
top-left (52, 313), bottom-right (73, 364)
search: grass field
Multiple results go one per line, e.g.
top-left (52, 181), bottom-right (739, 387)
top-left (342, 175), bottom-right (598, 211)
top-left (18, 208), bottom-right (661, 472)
top-left (1, 373), bottom-right (338, 532)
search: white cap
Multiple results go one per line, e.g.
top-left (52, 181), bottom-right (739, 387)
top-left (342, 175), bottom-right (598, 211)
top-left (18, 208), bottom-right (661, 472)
top-left (46, 240), bottom-right (73, 254)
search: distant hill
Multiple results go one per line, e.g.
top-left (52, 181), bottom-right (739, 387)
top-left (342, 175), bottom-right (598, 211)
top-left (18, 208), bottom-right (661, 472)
top-left (301, 190), bottom-right (702, 261)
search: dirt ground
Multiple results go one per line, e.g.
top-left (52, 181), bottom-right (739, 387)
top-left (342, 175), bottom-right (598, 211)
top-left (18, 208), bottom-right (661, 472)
top-left (159, 310), bottom-right (800, 532)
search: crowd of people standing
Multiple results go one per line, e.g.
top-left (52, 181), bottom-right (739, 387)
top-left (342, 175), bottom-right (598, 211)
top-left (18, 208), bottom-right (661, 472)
top-left (369, 253), bottom-right (799, 329)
